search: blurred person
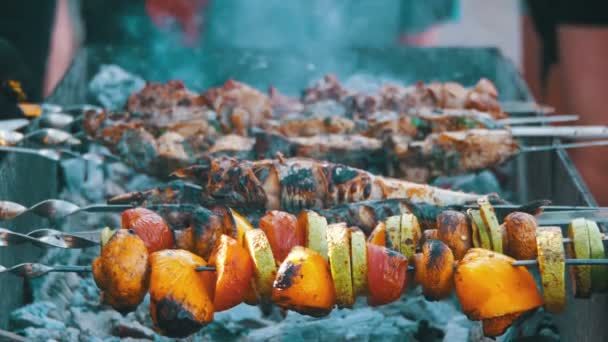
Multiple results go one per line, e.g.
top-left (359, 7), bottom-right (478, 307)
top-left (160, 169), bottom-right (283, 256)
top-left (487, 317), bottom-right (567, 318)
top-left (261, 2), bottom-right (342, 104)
top-left (521, 1), bottom-right (608, 204)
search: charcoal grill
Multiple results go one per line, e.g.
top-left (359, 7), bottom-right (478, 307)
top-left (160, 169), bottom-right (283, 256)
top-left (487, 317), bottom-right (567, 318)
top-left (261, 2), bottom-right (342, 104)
top-left (1, 45), bottom-right (603, 340)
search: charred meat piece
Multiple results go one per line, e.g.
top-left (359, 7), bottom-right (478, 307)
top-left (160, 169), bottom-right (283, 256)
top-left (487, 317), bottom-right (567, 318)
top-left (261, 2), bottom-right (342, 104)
top-left (202, 80), bottom-right (273, 135)
top-left (170, 156), bottom-right (490, 212)
top-left (387, 129), bottom-right (519, 183)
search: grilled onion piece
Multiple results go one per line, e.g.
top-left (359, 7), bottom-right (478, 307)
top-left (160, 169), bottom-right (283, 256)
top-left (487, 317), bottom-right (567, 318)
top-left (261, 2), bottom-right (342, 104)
top-left (436, 210), bottom-right (471, 260)
top-left (209, 235), bottom-right (254, 312)
top-left (272, 247), bottom-right (336, 316)
top-left (229, 208), bottom-right (254, 246)
top-left (366, 243), bottom-right (408, 306)
top-left (327, 224), bottom-right (355, 307)
top-left (455, 248), bottom-right (542, 321)
top-left (503, 212), bottom-right (537, 260)
top-left (536, 227), bottom-right (566, 313)
top-left (298, 210), bottom-right (329, 259)
top-left (350, 228), bottom-right (368, 296)
top-left (244, 229), bottom-right (278, 301)
top-left (92, 229), bottom-right (149, 314)
top-left (468, 209), bottom-right (490, 249)
top-left (149, 249), bottom-right (214, 337)
top-left (414, 240), bottom-right (455, 301)
top-left (567, 218), bottom-right (592, 298)
top-left (384, 215), bottom-right (401, 252)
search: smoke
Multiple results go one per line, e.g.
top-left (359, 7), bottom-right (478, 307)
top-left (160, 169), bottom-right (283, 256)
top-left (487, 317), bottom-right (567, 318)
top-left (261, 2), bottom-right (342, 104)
top-left (89, 1), bottom-right (415, 95)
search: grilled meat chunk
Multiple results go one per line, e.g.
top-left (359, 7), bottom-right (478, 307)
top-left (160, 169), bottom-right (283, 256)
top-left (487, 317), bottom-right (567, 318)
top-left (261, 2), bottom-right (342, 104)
top-left (170, 156), bottom-right (489, 211)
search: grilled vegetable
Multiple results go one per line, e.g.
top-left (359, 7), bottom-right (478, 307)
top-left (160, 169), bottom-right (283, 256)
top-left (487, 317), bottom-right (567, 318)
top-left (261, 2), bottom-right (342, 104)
top-left (482, 312), bottom-right (524, 338)
top-left (350, 228), bottom-right (368, 296)
top-left (366, 243), bottom-right (408, 306)
top-left (478, 198), bottom-right (503, 253)
top-left (385, 215), bottom-right (401, 251)
top-left (399, 214), bottom-right (421, 259)
top-left (259, 210), bottom-right (303, 263)
top-left (230, 208), bottom-right (254, 246)
top-left (587, 220), bottom-right (608, 292)
top-left (567, 218), bottom-right (592, 298)
top-left (436, 210), bottom-right (471, 260)
top-left (209, 235), bottom-right (254, 312)
top-left (121, 208), bottom-right (175, 253)
top-left (272, 247), bottom-right (336, 316)
top-left (536, 227), bottom-right (566, 313)
top-left (467, 209), bottom-right (490, 249)
top-left (244, 229), bottom-right (277, 301)
top-left (414, 240), bottom-right (455, 301)
top-left (92, 229), bottom-right (150, 314)
top-left (149, 249), bottom-right (214, 337)
top-left (503, 212), bottom-right (537, 260)
top-left (327, 224), bottom-right (354, 307)
top-left (298, 210), bottom-right (329, 259)
top-left (455, 248), bottom-right (542, 336)
top-left (422, 229), bottom-right (438, 243)
top-left (368, 222), bottom-right (387, 247)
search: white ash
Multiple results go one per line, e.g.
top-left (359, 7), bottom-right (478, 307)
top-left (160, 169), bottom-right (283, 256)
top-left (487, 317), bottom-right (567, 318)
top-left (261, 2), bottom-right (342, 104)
top-left (89, 65), bottom-right (146, 111)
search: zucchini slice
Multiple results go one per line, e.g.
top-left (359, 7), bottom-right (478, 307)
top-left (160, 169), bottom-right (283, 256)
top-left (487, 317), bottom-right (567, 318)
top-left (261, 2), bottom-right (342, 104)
top-left (299, 210), bottom-right (329, 260)
top-left (384, 215), bottom-right (401, 252)
top-left (468, 209), bottom-right (491, 250)
top-left (586, 220), bottom-right (608, 292)
top-left (478, 198), bottom-right (502, 253)
top-left (327, 224), bottom-right (354, 307)
top-left (244, 229), bottom-right (278, 301)
top-left (536, 227), bottom-right (566, 313)
top-left (567, 218), bottom-right (592, 298)
top-left (399, 213), bottom-right (421, 259)
top-left (350, 228), bottom-right (368, 297)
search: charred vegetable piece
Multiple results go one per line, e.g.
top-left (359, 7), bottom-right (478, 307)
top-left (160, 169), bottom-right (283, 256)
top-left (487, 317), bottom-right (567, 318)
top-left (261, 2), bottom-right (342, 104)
top-left (350, 228), bottom-right (368, 296)
top-left (478, 198), bottom-right (502, 253)
top-left (482, 311), bottom-right (524, 337)
top-left (384, 215), bottom-right (401, 252)
top-left (174, 227), bottom-right (194, 251)
top-left (122, 208), bottom-right (175, 253)
top-left (436, 210), bottom-right (471, 260)
top-left (327, 224), bottom-right (354, 307)
top-left (92, 229), bottom-right (149, 314)
top-left (192, 207), bottom-right (237, 260)
top-left (272, 246), bottom-right (336, 316)
top-left (536, 227), bottom-right (566, 313)
top-left (422, 229), bottom-right (438, 243)
top-left (366, 243), bottom-right (408, 306)
top-left (298, 210), bottom-right (329, 260)
top-left (455, 248), bottom-right (542, 321)
top-left (99, 227), bottom-right (115, 247)
top-left (244, 229), bottom-right (277, 301)
top-left (368, 222), bottom-right (387, 247)
top-left (149, 249), bottom-right (214, 337)
top-left (504, 212), bottom-right (537, 260)
top-left (467, 209), bottom-right (490, 249)
top-left (567, 218), bottom-right (592, 298)
top-left (209, 235), bottom-right (254, 312)
top-left (399, 214), bottom-right (421, 259)
top-left (414, 240), bottom-right (455, 301)
top-left (230, 208), bottom-right (254, 247)
top-left (260, 210), bottom-right (304, 263)
top-left (587, 220), bottom-right (608, 292)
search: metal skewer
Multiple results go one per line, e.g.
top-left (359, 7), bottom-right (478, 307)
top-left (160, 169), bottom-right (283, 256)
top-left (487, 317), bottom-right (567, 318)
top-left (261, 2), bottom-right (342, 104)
top-left (498, 115), bottom-right (579, 126)
top-left (2, 256), bottom-right (602, 279)
top-left (0, 200), bottom-right (203, 221)
top-left (0, 263), bottom-right (215, 279)
top-left (511, 125), bottom-right (608, 139)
